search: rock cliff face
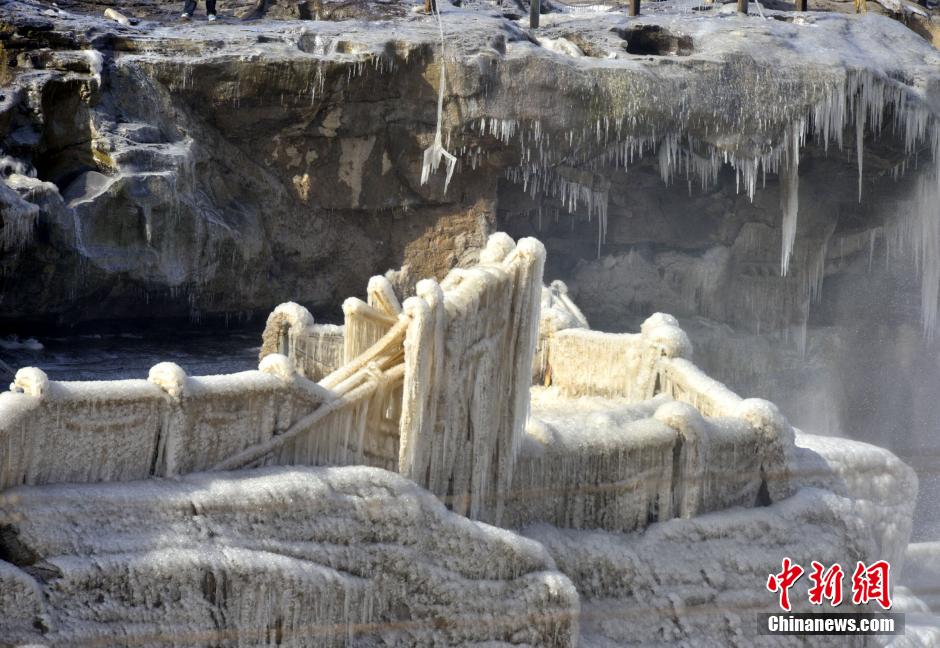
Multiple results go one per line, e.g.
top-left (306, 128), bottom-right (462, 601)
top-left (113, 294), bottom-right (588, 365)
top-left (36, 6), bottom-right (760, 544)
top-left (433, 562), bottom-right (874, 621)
top-left (3, 0), bottom-right (940, 334)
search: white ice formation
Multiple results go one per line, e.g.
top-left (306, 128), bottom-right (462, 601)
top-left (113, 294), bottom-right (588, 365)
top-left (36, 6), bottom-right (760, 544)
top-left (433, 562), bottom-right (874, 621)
top-left (0, 232), bottom-right (926, 645)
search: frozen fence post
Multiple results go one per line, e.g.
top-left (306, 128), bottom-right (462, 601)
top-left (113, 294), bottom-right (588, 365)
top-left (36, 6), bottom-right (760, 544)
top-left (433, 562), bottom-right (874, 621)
top-left (259, 302), bottom-right (315, 364)
top-left (629, 0), bottom-right (640, 17)
top-left (738, 0), bottom-right (748, 12)
top-left (795, 0), bottom-right (807, 10)
top-left (530, 0), bottom-right (540, 28)
top-left (424, 0), bottom-right (436, 13)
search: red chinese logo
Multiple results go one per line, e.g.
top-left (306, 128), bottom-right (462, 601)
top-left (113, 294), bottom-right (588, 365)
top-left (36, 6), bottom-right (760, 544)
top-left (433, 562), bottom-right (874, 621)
top-left (851, 560), bottom-right (892, 610)
top-left (766, 557), bottom-right (804, 612)
top-left (808, 561), bottom-right (844, 606)
top-left (767, 559), bottom-right (892, 610)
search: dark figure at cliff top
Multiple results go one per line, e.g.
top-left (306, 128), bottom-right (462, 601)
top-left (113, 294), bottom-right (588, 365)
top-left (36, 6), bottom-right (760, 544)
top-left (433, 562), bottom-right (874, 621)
top-left (181, 0), bottom-right (217, 21)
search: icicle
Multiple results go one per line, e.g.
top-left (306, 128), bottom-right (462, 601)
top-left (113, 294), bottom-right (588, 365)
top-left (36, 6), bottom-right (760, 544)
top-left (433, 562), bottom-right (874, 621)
top-left (779, 126), bottom-right (800, 277)
top-left (419, 2), bottom-right (457, 193)
top-left (856, 109), bottom-right (864, 203)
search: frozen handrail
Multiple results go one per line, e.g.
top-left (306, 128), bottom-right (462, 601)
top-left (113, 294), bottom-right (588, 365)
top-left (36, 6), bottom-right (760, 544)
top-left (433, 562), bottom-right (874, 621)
top-left (210, 364), bottom-right (406, 472)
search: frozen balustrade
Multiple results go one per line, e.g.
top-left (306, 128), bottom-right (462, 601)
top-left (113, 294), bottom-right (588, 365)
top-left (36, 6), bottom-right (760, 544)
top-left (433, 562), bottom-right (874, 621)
top-left (0, 233), bottom-right (796, 535)
top-left (525, 306), bottom-right (796, 528)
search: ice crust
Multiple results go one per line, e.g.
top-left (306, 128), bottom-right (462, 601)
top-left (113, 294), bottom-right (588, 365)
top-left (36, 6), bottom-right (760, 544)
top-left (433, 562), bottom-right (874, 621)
top-left (0, 466), bottom-right (580, 647)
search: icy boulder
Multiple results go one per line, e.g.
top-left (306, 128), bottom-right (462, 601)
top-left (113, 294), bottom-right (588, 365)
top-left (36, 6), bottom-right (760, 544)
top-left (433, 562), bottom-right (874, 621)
top-left (0, 466), bottom-right (579, 647)
top-left (794, 431), bottom-right (918, 568)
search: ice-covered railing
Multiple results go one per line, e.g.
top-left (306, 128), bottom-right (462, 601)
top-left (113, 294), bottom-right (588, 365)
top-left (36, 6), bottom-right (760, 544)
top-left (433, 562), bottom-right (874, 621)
top-left (0, 316), bottom-right (408, 488)
top-left (0, 370), bottom-right (168, 487)
top-left (538, 311), bottom-right (795, 510)
top-left (533, 280), bottom-right (590, 383)
top-left (259, 233), bottom-right (547, 525)
top-left (505, 392), bottom-right (777, 532)
top-left (0, 356), bottom-right (328, 488)
top-left (259, 276), bottom-right (405, 382)
top-left (218, 315), bottom-right (409, 473)
top-left (258, 232), bottom-right (546, 525)
top-left (1, 231), bottom-right (791, 530)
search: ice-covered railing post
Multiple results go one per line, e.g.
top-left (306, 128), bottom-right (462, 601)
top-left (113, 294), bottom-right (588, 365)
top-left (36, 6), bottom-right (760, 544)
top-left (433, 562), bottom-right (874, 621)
top-left (533, 280), bottom-right (590, 384)
top-left (530, 0), bottom-right (541, 28)
top-left (398, 233), bottom-right (546, 525)
top-left (260, 302), bottom-right (315, 374)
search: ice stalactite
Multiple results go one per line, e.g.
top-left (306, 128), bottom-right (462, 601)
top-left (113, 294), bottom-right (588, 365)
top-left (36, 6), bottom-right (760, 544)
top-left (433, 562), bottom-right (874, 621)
top-left (904, 169), bottom-right (940, 340)
top-left (505, 166), bottom-right (609, 256)
top-left (494, 70), bottom-right (940, 345)
top-left (779, 124), bottom-right (801, 277)
top-left (879, 124), bottom-right (940, 339)
top-left (922, 181), bottom-right (940, 340)
top-left (420, 1), bottom-right (457, 193)
top-left (857, 103), bottom-right (865, 203)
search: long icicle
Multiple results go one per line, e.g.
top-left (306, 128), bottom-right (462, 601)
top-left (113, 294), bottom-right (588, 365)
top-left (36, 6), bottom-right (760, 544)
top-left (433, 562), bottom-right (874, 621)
top-left (857, 96), bottom-right (865, 203)
top-left (780, 125), bottom-right (800, 277)
top-left (420, 1), bottom-right (457, 193)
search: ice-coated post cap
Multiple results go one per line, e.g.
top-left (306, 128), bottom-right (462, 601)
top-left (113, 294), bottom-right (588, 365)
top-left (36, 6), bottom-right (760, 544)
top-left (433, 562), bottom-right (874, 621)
top-left (641, 313), bottom-right (692, 359)
top-left (480, 232), bottom-right (516, 264)
top-left (12, 368), bottom-right (48, 398)
top-left (259, 353), bottom-right (296, 381)
top-left (733, 398), bottom-right (785, 433)
top-left (549, 279), bottom-right (569, 295)
top-left (654, 400), bottom-right (705, 432)
top-left (269, 302), bottom-right (315, 330)
top-left (402, 295), bottom-right (431, 319)
top-left (516, 237), bottom-right (547, 261)
top-left (148, 362), bottom-right (187, 398)
top-left (415, 278), bottom-right (444, 303)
